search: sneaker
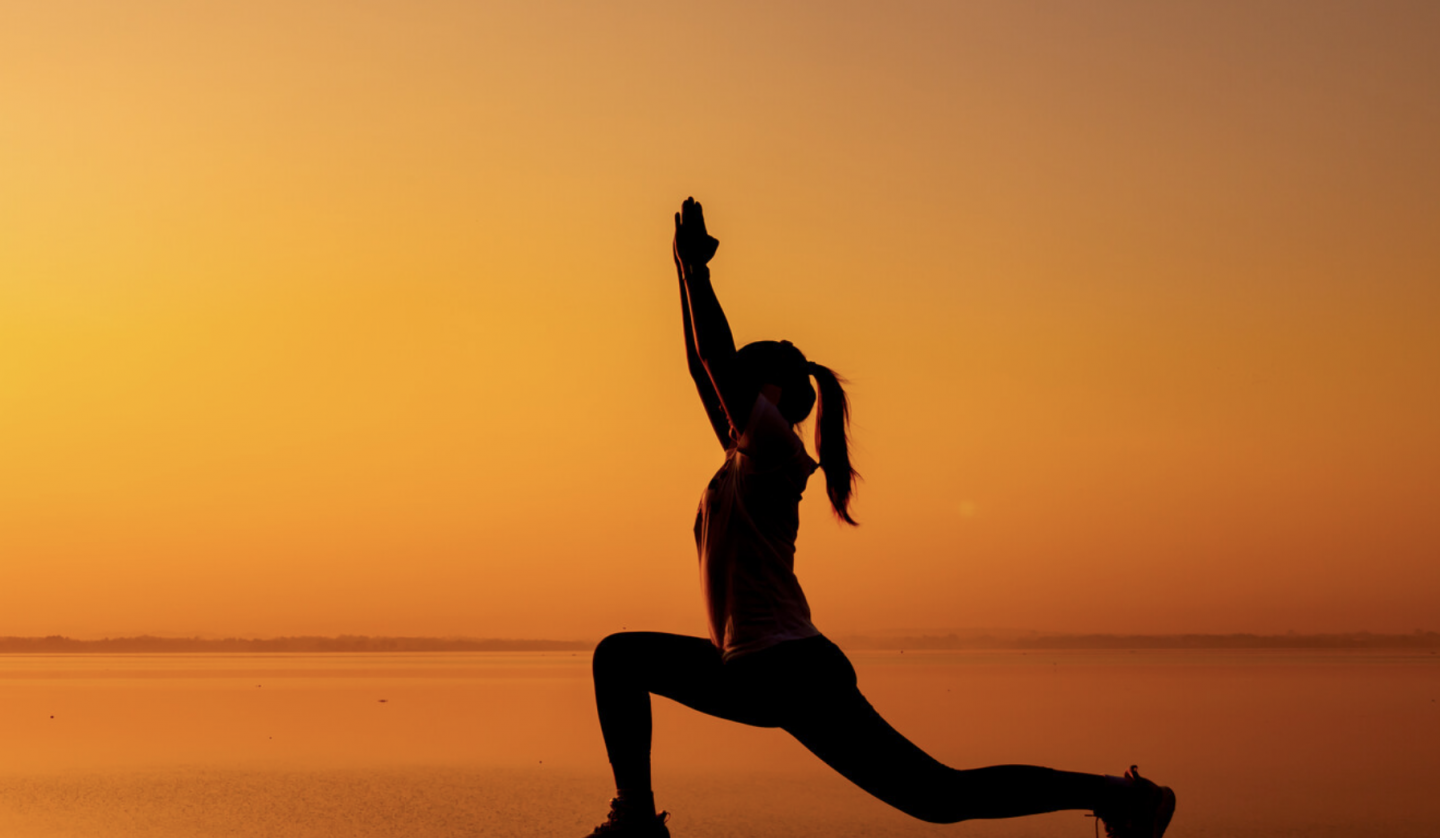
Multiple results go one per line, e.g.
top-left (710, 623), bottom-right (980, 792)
top-left (584, 799), bottom-right (670, 838)
top-left (1092, 766), bottom-right (1176, 838)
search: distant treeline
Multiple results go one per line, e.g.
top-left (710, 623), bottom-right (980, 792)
top-left (0, 635), bottom-right (591, 653)
top-left (836, 632), bottom-right (1440, 651)
top-left (1, 632), bottom-right (1436, 654)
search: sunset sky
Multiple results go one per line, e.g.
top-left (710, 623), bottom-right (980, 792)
top-left (3, 1), bottom-right (1437, 640)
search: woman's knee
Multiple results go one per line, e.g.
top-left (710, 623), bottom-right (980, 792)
top-left (858, 772), bottom-right (972, 823)
top-left (592, 631), bottom-right (646, 678)
top-left (899, 800), bottom-right (967, 824)
top-left (789, 713), bottom-right (971, 824)
top-left (861, 774), bottom-right (972, 824)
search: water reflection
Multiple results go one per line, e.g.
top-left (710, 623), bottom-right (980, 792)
top-left (2, 650), bottom-right (1436, 836)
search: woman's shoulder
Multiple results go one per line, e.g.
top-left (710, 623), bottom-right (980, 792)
top-left (738, 393), bottom-right (788, 441)
top-left (738, 395), bottom-right (815, 472)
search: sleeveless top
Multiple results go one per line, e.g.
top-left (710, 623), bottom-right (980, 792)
top-left (694, 394), bottom-right (821, 661)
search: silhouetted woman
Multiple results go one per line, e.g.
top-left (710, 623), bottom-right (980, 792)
top-left (585, 198), bottom-right (1175, 838)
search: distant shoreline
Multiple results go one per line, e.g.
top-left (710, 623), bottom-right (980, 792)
top-left (835, 631), bottom-right (1440, 651)
top-left (1, 632), bottom-right (1436, 653)
top-left (0, 636), bottom-right (591, 653)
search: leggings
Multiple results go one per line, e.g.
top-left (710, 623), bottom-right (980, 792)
top-left (593, 632), bottom-right (1106, 824)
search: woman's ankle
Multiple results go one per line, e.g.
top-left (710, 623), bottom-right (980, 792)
top-left (614, 789), bottom-right (657, 819)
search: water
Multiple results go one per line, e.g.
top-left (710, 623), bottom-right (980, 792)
top-left (2, 650), bottom-right (1437, 836)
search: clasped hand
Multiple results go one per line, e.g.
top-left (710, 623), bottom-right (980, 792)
top-left (673, 196), bottom-right (719, 273)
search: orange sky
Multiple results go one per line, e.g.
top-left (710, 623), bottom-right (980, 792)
top-left (3, 1), bottom-right (1437, 640)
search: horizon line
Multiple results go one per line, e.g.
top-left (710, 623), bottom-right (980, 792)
top-left (2, 630), bottom-right (1437, 653)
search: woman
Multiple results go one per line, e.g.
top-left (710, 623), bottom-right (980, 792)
top-left (585, 198), bottom-right (1176, 838)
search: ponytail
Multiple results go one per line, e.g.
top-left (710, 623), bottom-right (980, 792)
top-left (807, 362), bottom-right (859, 525)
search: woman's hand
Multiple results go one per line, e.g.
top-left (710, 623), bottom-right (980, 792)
top-left (672, 196), bottom-right (745, 435)
top-left (673, 196), bottom-right (719, 272)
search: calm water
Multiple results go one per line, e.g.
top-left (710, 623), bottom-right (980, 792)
top-left (2, 649), bottom-right (1437, 837)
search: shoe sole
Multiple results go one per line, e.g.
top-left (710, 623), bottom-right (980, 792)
top-left (1152, 787), bottom-right (1176, 838)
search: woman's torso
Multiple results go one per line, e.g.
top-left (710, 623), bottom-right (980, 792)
top-left (694, 394), bottom-right (820, 661)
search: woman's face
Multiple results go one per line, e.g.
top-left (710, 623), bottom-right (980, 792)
top-left (740, 341), bottom-right (813, 424)
top-left (774, 377), bottom-right (816, 425)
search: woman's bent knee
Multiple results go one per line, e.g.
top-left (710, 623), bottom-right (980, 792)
top-left (594, 631), bottom-right (634, 656)
top-left (593, 632), bottom-right (639, 676)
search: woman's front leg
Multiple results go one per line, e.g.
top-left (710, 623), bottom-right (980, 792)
top-left (591, 633), bottom-right (735, 802)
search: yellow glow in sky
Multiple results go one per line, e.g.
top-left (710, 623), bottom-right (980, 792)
top-left (2, 1), bottom-right (1437, 639)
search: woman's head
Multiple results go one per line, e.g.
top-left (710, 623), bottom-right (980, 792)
top-left (736, 340), bottom-right (814, 423)
top-left (736, 340), bottom-right (859, 525)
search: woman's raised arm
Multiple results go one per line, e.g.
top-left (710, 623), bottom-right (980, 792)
top-left (675, 235), bottom-right (732, 450)
top-left (673, 198), bottom-right (756, 437)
